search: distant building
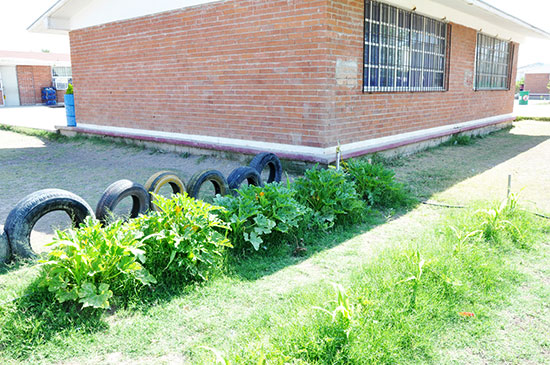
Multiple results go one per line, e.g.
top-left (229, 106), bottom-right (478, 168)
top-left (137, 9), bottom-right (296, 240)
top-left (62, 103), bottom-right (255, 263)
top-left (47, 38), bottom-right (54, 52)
top-left (0, 51), bottom-right (71, 107)
top-left (516, 63), bottom-right (550, 81)
top-left (523, 72), bottom-right (550, 100)
top-left (29, 0), bottom-right (550, 162)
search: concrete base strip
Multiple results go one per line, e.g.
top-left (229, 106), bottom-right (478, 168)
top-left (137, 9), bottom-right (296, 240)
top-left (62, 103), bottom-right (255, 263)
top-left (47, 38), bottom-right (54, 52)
top-left (55, 113), bottom-right (514, 163)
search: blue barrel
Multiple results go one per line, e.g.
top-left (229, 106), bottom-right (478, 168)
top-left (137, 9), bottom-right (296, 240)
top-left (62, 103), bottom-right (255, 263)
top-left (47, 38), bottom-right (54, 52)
top-left (64, 94), bottom-right (76, 127)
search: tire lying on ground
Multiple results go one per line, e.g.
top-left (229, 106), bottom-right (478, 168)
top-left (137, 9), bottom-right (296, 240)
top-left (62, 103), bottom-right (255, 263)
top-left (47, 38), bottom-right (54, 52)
top-left (0, 231), bottom-right (11, 264)
top-left (96, 179), bottom-right (150, 224)
top-left (249, 152), bottom-right (283, 183)
top-left (144, 171), bottom-right (186, 211)
top-left (227, 166), bottom-right (263, 194)
top-left (186, 169), bottom-right (229, 199)
top-left (4, 189), bottom-right (94, 259)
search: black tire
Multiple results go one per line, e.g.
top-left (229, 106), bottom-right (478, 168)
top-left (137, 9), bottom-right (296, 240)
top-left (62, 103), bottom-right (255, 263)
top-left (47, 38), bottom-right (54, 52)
top-left (144, 171), bottom-right (186, 210)
top-left (0, 231), bottom-right (11, 264)
top-left (96, 180), bottom-right (150, 224)
top-left (227, 166), bottom-right (263, 193)
top-left (186, 170), bottom-right (229, 200)
top-left (249, 152), bottom-right (283, 183)
top-left (4, 189), bottom-right (94, 259)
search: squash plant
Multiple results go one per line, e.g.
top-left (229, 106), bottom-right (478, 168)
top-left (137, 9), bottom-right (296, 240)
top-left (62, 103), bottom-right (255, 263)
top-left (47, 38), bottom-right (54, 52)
top-left (214, 183), bottom-right (308, 253)
top-left (134, 193), bottom-right (231, 284)
top-left (40, 217), bottom-right (155, 309)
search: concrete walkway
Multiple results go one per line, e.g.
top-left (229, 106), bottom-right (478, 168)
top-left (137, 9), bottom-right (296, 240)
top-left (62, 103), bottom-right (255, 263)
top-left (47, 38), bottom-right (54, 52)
top-left (0, 105), bottom-right (65, 131)
top-left (513, 99), bottom-right (550, 118)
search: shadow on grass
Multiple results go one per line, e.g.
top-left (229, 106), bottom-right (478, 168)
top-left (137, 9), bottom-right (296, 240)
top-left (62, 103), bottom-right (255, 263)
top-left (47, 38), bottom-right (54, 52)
top-left (386, 128), bottom-right (549, 201)
top-left (226, 211), bottom-right (387, 281)
top-left (0, 279), bottom-right (106, 360)
top-left (1, 124), bottom-right (549, 360)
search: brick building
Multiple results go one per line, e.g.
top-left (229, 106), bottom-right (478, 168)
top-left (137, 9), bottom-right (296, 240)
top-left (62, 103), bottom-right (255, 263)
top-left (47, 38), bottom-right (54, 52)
top-left (0, 51), bottom-right (71, 107)
top-left (30, 0), bottom-right (550, 162)
top-left (524, 73), bottom-right (550, 98)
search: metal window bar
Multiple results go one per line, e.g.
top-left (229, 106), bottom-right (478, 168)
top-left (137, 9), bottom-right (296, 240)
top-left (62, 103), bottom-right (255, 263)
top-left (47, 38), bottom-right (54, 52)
top-left (474, 33), bottom-right (511, 90)
top-left (363, 0), bottom-right (447, 92)
top-left (52, 67), bottom-right (72, 78)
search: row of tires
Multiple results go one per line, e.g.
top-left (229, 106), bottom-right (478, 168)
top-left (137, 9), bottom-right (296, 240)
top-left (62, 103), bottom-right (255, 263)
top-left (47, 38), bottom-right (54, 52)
top-left (0, 153), bottom-right (283, 263)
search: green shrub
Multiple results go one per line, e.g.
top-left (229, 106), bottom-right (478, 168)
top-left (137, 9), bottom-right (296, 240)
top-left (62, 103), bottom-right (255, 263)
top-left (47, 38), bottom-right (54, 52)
top-left (40, 217), bottom-right (155, 309)
top-left (293, 166), bottom-right (366, 229)
top-left (343, 159), bottom-right (409, 208)
top-left (214, 182), bottom-right (308, 254)
top-left (134, 193), bottom-right (231, 284)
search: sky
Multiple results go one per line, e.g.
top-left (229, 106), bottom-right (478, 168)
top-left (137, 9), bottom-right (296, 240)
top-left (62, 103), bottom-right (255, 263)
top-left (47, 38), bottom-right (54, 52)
top-left (1, 0), bottom-right (550, 66)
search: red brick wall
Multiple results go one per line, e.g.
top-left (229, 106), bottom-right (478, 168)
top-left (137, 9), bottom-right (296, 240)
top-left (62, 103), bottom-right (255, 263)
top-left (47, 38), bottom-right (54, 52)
top-left (323, 0), bottom-right (518, 146)
top-left (69, 0), bottom-right (518, 149)
top-left (16, 65), bottom-right (53, 105)
top-left (70, 0), bottom-right (332, 147)
top-left (524, 73), bottom-right (550, 94)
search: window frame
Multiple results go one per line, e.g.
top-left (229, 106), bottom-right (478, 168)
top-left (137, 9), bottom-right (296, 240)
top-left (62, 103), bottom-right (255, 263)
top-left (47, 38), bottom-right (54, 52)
top-left (51, 66), bottom-right (73, 91)
top-left (363, 0), bottom-right (450, 93)
top-left (474, 33), bottom-right (513, 91)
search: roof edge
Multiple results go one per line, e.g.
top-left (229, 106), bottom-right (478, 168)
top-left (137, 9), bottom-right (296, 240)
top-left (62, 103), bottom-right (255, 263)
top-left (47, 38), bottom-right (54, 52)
top-left (471, 0), bottom-right (550, 39)
top-left (27, 0), bottom-right (71, 33)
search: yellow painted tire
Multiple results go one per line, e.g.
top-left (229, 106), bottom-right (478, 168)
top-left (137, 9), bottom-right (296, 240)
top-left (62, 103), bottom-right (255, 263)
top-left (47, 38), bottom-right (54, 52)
top-left (144, 171), bottom-right (186, 211)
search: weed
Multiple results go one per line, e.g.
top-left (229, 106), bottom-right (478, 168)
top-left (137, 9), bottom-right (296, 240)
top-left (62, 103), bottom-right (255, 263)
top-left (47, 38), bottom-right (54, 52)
top-left (313, 283), bottom-right (354, 338)
top-left (0, 124), bottom-right (65, 141)
top-left (443, 134), bottom-right (474, 146)
top-left (196, 155), bottom-right (208, 164)
top-left (515, 116), bottom-right (550, 122)
top-left (180, 151), bottom-right (191, 159)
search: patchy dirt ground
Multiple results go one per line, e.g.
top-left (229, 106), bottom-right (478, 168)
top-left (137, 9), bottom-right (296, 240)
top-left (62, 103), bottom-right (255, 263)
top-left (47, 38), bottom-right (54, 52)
top-left (0, 131), bottom-right (248, 252)
top-left (1, 121), bottom-right (549, 253)
top-left (393, 120), bottom-right (550, 214)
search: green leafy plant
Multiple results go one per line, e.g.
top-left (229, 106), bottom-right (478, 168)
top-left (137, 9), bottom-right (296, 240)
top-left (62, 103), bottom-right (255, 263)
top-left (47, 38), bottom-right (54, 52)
top-left (293, 166), bottom-right (366, 229)
top-left (214, 182), bottom-right (308, 253)
top-left (134, 193), bottom-right (231, 284)
top-left (40, 217), bottom-right (155, 309)
top-left (444, 134), bottom-right (474, 146)
top-left (314, 283), bottom-right (354, 324)
top-left (395, 250), bottom-right (429, 311)
top-left (475, 198), bottom-right (521, 242)
top-left (342, 159), bottom-right (409, 208)
top-left (65, 83), bottom-right (74, 95)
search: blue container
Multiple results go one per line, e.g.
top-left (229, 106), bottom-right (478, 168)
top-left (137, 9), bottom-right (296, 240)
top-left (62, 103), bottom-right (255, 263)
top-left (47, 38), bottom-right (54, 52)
top-left (41, 87), bottom-right (57, 105)
top-left (64, 94), bottom-right (76, 127)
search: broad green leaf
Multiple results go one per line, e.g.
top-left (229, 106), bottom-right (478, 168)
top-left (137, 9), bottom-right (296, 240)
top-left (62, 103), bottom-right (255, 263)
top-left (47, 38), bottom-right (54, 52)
top-left (78, 282), bottom-right (112, 309)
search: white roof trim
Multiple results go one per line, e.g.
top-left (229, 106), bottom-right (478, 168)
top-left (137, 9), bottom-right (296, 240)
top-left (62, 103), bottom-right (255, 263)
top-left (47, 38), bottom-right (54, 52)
top-left (439, 0), bottom-right (550, 40)
top-left (28, 0), bottom-right (550, 42)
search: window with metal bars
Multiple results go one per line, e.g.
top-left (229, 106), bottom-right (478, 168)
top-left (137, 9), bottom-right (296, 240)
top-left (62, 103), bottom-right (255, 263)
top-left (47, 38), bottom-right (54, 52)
top-left (363, 0), bottom-right (448, 92)
top-left (51, 67), bottom-right (73, 90)
top-left (474, 33), bottom-right (512, 90)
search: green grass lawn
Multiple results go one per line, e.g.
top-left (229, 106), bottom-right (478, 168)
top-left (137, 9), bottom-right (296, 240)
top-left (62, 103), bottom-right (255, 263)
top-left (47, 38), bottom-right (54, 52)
top-left (1, 124), bottom-right (549, 364)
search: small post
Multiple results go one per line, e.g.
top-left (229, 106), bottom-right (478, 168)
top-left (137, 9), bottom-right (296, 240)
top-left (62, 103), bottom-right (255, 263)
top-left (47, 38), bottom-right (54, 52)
top-left (507, 174), bottom-right (512, 200)
top-left (335, 141), bottom-right (341, 171)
